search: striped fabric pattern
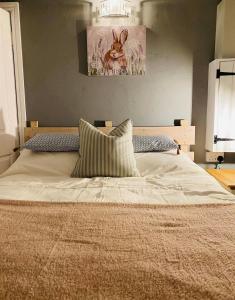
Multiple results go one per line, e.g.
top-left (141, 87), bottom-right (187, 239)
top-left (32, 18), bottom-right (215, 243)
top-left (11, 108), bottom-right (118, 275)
top-left (72, 119), bottom-right (139, 178)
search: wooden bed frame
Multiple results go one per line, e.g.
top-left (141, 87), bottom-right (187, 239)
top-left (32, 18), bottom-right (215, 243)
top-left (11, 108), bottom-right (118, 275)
top-left (24, 120), bottom-right (196, 160)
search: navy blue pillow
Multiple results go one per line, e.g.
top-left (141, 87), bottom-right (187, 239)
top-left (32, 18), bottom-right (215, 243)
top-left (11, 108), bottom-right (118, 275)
top-left (24, 133), bottom-right (177, 153)
top-left (24, 133), bottom-right (79, 152)
top-left (133, 135), bottom-right (178, 153)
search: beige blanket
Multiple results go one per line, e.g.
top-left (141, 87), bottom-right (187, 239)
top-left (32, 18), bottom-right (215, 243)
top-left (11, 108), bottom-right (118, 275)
top-left (0, 201), bottom-right (235, 300)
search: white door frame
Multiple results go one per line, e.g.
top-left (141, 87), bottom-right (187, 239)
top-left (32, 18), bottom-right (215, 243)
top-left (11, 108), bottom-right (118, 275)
top-left (0, 2), bottom-right (26, 145)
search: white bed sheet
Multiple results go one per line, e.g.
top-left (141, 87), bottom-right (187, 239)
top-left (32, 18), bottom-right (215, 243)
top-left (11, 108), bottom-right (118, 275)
top-left (0, 149), bottom-right (234, 204)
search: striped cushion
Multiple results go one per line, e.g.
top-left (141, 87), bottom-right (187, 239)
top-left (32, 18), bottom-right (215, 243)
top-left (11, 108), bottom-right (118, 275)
top-left (72, 119), bottom-right (139, 178)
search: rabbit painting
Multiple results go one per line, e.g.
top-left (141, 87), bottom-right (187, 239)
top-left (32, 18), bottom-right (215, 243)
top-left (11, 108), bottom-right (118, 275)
top-left (87, 26), bottom-right (146, 76)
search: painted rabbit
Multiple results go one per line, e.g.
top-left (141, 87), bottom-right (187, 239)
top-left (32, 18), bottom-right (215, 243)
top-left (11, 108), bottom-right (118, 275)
top-left (102, 29), bottom-right (128, 75)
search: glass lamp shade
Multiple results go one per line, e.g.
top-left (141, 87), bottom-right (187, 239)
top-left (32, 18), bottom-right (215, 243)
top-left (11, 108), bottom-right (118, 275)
top-left (99, 0), bottom-right (131, 17)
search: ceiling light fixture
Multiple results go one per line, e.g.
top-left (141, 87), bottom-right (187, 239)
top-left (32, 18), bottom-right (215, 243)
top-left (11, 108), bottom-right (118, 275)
top-left (98, 0), bottom-right (132, 17)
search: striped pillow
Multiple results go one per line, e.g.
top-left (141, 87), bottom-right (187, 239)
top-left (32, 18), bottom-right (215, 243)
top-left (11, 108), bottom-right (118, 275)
top-left (72, 119), bottom-right (139, 178)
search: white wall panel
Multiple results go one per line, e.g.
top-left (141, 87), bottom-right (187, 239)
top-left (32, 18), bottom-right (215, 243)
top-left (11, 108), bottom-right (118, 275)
top-left (0, 8), bottom-right (18, 158)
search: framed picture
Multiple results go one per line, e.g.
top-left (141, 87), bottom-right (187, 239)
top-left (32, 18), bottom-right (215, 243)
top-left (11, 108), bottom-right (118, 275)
top-left (87, 26), bottom-right (146, 76)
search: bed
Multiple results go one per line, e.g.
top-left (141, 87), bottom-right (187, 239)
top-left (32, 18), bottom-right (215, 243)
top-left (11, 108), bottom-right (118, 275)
top-left (0, 124), bottom-right (235, 300)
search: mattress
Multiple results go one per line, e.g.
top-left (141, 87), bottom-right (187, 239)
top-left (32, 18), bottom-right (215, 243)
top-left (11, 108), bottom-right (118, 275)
top-left (0, 149), bottom-right (234, 204)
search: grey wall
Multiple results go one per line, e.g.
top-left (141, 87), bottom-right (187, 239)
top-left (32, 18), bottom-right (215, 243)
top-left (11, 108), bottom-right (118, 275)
top-left (17, 0), bottom-right (219, 162)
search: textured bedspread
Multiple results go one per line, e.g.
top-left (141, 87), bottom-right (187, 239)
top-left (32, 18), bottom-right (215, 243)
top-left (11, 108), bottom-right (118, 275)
top-left (0, 201), bottom-right (235, 300)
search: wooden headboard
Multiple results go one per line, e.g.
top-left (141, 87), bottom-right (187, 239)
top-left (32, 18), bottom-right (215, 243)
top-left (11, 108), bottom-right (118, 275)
top-left (24, 120), bottom-right (195, 160)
